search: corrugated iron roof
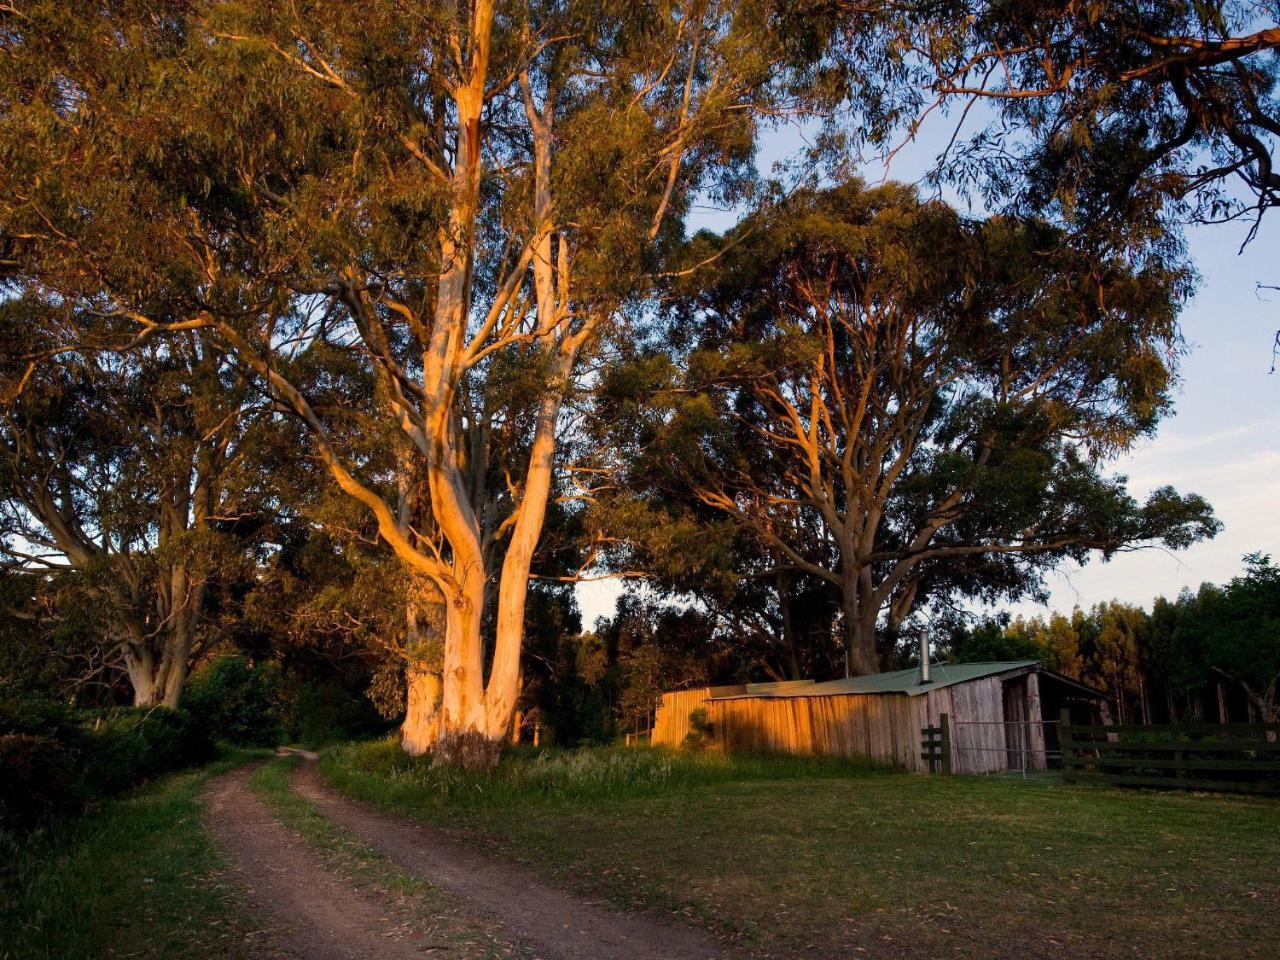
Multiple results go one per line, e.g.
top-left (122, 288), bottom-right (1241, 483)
top-left (709, 661), bottom-right (1040, 700)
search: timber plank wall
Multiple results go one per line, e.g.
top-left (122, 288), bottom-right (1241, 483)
top-left (652, 688), bottom-right (715, 747)
top-left (704, 677), bottom-right (1017, 774)
top-left (652, 681), bottom-right (820, 748)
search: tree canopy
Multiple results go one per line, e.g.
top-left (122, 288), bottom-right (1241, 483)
top-left (593, 180), bottom-right (1219, 674)
top-left (0, 1), bottom-right (1272, 758)
top-left (853, 1), bottom-right (1280, 240)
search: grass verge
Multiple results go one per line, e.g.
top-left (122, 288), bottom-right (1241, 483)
top-left (322, 739), bottom-right (1280, 960)
top-left (0, 746), bottom-right (267, 960)
top-left (249, 756), bottom-right (528, 960)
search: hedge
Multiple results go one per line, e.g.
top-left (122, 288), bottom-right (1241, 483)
top-left (0, 698), bottom-right (213, 842)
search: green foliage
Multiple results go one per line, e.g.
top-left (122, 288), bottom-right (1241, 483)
top-left (79, 708), bottom-right (215, 797)
top-left (948, 554), bottom-right (1280, 723)
top-left (183, 654), bottom-right (282, 747)
top-left (680, 707), bottom-right (714, 751)
top-left (947, 614), bottom-right (1043, 663)
top-left (278, 676), bottom-right (389, 748)
top-left (0, 733), bottom-right (80, 836)
top-left (0, 696), bottom-right (211, 841)
top-left (592, 178), bottom-right (1217, 675)
top-left (182, 652), bottom-right (389, 748)
top-left (520, 593), bottom-right (746, 746)
top-left (1178, 555), bottom-right (1280, 720)
top-left (853, 2), bottom-right (1280, 241)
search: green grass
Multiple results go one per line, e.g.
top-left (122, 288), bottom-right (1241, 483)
top-left (323, 740), bottom-right (1280, 959)
top-left (321, 737), bottom-right (884, 811)
top-left (0, 747), bottom-right (268, 960)
top-left (249, 755), bottom-right (527, 960)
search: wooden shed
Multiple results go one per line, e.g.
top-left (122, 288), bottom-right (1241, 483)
top-left (656, 662), bottom-right (1108, 774)
top-left (652, 680), bottom-right (816, 746)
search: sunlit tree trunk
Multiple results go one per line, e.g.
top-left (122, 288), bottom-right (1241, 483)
top-left (402, 668), bottom-right (442, 755)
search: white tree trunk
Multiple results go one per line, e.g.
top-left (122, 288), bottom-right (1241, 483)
top-left (402, 668), bottom-right (442, 756)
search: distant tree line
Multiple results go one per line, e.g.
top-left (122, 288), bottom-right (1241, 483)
top-left (945, 555), bottom-right (1280, 724)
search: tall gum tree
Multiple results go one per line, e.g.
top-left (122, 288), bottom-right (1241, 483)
top-left (0, 313), bottom-right (257, 706)
top-left (594, 181), bottom-right (1221, 675)
top-left (0, 1), bottom-right (831, 754)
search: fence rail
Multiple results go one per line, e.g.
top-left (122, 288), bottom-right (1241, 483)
top-left (1059, 709), bottom-right (1280, 796)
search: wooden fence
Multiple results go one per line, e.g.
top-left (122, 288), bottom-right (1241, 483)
top-left (1060, 709), bottom-right (1280, 795)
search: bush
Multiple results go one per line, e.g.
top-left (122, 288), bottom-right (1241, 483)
top-left (0, 732), bottom-right (80, 833)
top-left (0, 693), bottom-right (84, 743)
top-left (183, 654), bottom-right (283, 747)
top-left (280, 677), bottom-right (388, 747)
top-left (81, 707), bottom-right (214, 796)
top-left (0, 697), bottom-right (88, 838)
top-left (0, 695), bottom-right (212, 841)
top-left (680, 707), bottom-right (714, 751)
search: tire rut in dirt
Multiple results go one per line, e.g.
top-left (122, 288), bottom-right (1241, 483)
top-left (291, 761), bottom-right (738, 960)
top-left (205, 765), bottom-right (459, 960)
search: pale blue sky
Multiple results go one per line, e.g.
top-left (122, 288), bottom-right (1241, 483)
top-left (577, 120), bottom-right (1278, 626)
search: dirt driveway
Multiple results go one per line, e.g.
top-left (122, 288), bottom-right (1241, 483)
top-left (204, 760), bottom-right (734, 960)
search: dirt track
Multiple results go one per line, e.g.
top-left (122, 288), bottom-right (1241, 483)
top-left (204, 765), bottom-right (441, 960)
top-left (204, 760), bottom-right (734, 960)
top-left (289, 761), bottom-right (734, 960)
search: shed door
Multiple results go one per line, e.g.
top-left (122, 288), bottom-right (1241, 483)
top-left (1002, 678), bottom-right (1028, 770)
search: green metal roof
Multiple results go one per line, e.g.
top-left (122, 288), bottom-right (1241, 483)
top-left (710, 661), bottom-right (1040, 700)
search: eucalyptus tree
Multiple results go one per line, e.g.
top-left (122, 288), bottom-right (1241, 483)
top-left (848, 0), bottom-right (1280, 238)
top-left (0, 1), bottom-right (833, 756)
top-left (0, 303), bottom-right (260, 707)
top-left (596, 181), bottom-right (1220, 675)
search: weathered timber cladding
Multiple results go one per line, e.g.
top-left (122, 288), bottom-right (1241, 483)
top-left (652, 688), bottom-right (716, 746)
top-left (652, 681), bottom-right (819, 747)
top-left (705, 679), bottom-right (1012, 774)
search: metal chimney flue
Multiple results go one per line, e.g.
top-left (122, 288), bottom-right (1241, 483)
top-left (918, 627), bottom-right (931, 685)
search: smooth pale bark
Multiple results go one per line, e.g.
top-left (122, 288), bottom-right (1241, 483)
top-left (197, 2), bottom-right (688, 755)
top-left (402, 668), bottom-right (443, 756)
top-left (12, 474), bottom-right (212, 708)
top-left (402, 37), bottom-right (581, 749)
top-left (119, 604), bottom-right (198, 708)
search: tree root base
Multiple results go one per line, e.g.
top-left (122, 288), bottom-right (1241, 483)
top-left (429, 730), bottom-right (504, 770)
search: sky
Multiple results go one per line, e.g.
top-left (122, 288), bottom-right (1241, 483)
top-left (576, 118), bottom-right (1279, 628)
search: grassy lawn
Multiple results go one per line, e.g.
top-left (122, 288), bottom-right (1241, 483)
top-left (322, 740), bottom-right (1280, 959)
top-left (0, 747), bottom-right (267, 960)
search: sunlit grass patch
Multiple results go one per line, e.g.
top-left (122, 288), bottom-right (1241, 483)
top-left (321, 738), bottom-right (887, 814)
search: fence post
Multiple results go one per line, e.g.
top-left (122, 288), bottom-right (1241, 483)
top-left (1059, 708), bottom-right (1074, 783)
top-left (940, 713), bottom-right (952, 775)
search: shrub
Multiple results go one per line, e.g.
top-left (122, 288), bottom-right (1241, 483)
top-left (0, 732), bottom-right (81, 833)
top-left (183, 654), bottom-right (282, 747)
top-left (681, 707), bottom-right (714, 751)
top-left (280, 677), bottom-right (387, 748)
top-left (0, 696), bottom-right (89, 837)
top-left (0, 693), bottom-right (84, 743)
top-left (80, 707), bottom-right (214, 796)
top-left (0, 696), bottom-right (212, 841)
